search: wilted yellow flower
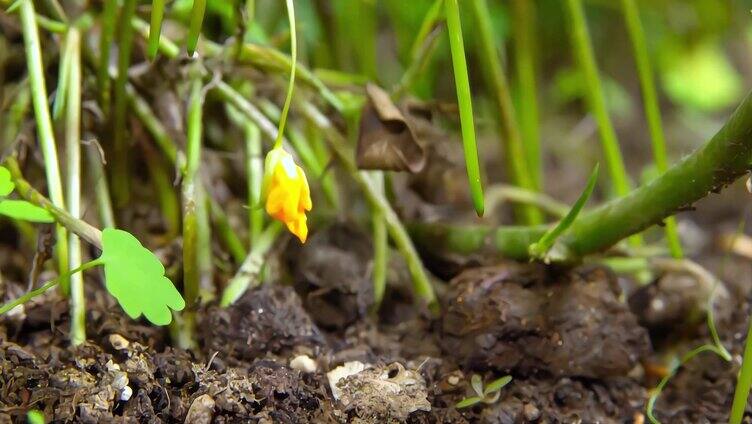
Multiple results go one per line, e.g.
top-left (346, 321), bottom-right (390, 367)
top-left (262, 146), bottom-right (312, 243)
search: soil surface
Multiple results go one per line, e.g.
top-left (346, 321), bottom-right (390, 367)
top-left (2, 216), bottom-right (752, 423)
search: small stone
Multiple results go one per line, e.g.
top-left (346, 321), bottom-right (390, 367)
top-left (290, 355), bottom-right (317, 373)
top-left (185, 394), bottom-right (215, 424)
top-left (447, 375), bottom-right (460, 385)
top-left (119, 386), bottom-right (133, 402)
top-left (523, 403), bottom-right (540, 421)
top-left (108, 334), bottom-right (130, 350)
top-left (327, 361), bottom-right (369, 400)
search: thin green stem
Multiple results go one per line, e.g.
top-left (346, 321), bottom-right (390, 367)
top-left (564, 0), bottom-right (630, 199)
top-left (0, 258), bottom-right (104, 316)
top-left (371, 172), bottom-right (388, 309)
top-left (133, 16), bottom-right (180, 59)
top-left (196, 184), bottom-right (214, 301)
top-left (469, 0), bottom-right (540, 224)
top-left (63, 28), bottom-right (85, 346)
top-left (511, 0), bottom-right (541, 190)
top-left (85, 144), bottom-right (116, 228)
top-left (147, 0), bottom-right (166, 60)
top-left (245, 122), bottom-right (264, 245)
top-left (445, 0), bottom-right (484, 217)
top-left (620, 0), bottom-right (682, 258)
top-left (187, 0), bottom-right (206, 55)
top-left (273, 0), bottom-right (297, 149)
top-left (143, 143), bottom-right (179, 238)
top-left (97, 0), bottom-right (117, 116)
top-left (19, 0), bottom-right (69, 294)
top-left (112, 0), bottom-right (137, 206)
top-left (731, 317), bottom-right (752, 423)
top-left (220, 222), bottom-right (281, 307)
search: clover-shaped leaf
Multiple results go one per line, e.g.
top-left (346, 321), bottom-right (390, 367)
top-left (0, 166), bottom-right (15, 197)
top-left (0, 200), bottom-right (54, 223)
top-left (99, 228), bottom-right (185, 325)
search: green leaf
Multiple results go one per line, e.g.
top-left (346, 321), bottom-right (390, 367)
top-left (27, 410), bottom-right (45, 424)
top-left (0, 200), bottom-right (54, 223)
top-left (455, 396), bottom-right (482, 409)
top-left (0, 166), bottom-right (15, 197)
top-left (483, 375), bottom-right (512, 395)
top-left (529, 163), bottom-right (599, 260)
top-left (99, 228), bottom-right (185, 325)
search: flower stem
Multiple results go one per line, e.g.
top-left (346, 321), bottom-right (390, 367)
top-left (273, 0), bottom-right (297, 150)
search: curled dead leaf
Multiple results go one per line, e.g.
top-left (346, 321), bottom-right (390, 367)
top-left (356, 84), bottom-right (426, 173)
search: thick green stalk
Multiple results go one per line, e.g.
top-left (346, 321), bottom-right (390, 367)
top-left (511, 0), bottom-right (542, 190)
top-left (63, 28), bottom-right (85, 346)
top-left (620, 0), bottom-right (682, 258)
top-left (468, 0), bottom-right (541, 224)
top-left (187, 0), bottom-right (206, 55)
top-left (19, 0), bottom-right (69, 294)
top-left (220, 223), bottom-right (282, 307)
top-left (112, 0), bottom-right (137, 206)
top-left (147, 0), bottom-right (166, 59)
top-left (564, 0), bottom-right (630, 199)
top-left (97, 0), bottom-right (117, 115)
top-left (244, 122), bottom-right (264, 245)
top-left (213, 82), bottom-right (438, 312)
top-left (445, 0), bottom-right (484, 217)
top-left (410, 90), bottom-right (752, 261)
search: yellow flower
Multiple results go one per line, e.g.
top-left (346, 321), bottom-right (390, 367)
top-left (262, 147), bottom-right (312, 243)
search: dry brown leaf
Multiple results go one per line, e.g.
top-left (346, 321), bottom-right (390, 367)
top-left (356, 84), bottom-right (426, 173)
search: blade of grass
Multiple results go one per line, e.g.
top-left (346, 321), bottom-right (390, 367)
top-left (511, 0), bottom-right (542, 190)
top-left (529, 163), bottom-right (598, 261)
top-left (147, 0), bottom-right (167, 60)
top-left (731, 320), bottom-right (752, 423)
top-left (85, 144), bottom-right (116, 228)
top-left (187, 0), bottom-right (206, 55)
top-left (220, 222), bottom-right (281, 307)
top-left (63, 28), bottom-right (86, 346)
top-left (620, 0), bottom-right (682, 258)
top-left (371, 171), bottom-right (388, 310)
top-left (18, 0), bottom-right (70, 295)
top-left (444, 0), bottom-right (484, 217)
top-left (97, 0), bottom-right (117, 116)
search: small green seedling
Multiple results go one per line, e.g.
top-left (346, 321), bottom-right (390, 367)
top-left (456, 374), bottom-right (513, 409)
top-left (0, 167), bottom-right (53, 223)
top-left (27, 410), bottom-right (44, 424)
top-left (529, 163), bottom-right (599, 262)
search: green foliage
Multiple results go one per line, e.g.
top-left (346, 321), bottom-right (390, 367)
top-left (99, 228), bottom-right (185, 326)
top-left (456, 374), bottom-right (513, 409)
top-left (529, 164), bottom-right (599, 261)
top-left (0, 166), bottom-right (53, 223)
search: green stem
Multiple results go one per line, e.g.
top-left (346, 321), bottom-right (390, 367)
top-left (620, 0), bottom-right (682, 258)
top-left (19, 0), bottom-right (69, 294)
top-left (63, 28), bottom-right (85, 346)
top-left (564, 0), bottom-right (630, 199)
top-left (445, 0), bottom-right (484, 217)
top-left (187, 0), bottom-right (206, 55)
top-left (0, 258), bottom-right (104, 316)
top-left (273, 0), bottom-right (297, 149)
top-left (85, 144), bottom-right (116, 228)
top-left (511, 0), bottom-right (541, 190)
top-left (469, 0), bottom-right (540, 224)
top-left (731, 319), bottom-right (752, 423)
top-left (97, 0), bottom-right (117, 116)
top-left (220, 222), bottom-right (281, 307)
top-left (409, 89), bottom-right (752, 261)
top-left (244, 121), bottom-right (264, 245)
top-left (147, 0), bottom-right (166, 59)
top-left (112, 0), bottom-right (137, 206)
top-left (371, 172), bottom-right (388, 309)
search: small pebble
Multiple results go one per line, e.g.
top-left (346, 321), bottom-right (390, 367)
top-left (108, 334), bottom-right (130, 350)
top-left (119, 386), bottom-right (133, 402)
top-left (290, 354), bottom-right (317, 373)
top-left (523, 403), bottom-right (540, 421)
top-left (447, 375), bottom-right (460, 385)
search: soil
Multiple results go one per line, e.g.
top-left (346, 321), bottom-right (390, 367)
top-left (2, 216), bottom-right (752, 423)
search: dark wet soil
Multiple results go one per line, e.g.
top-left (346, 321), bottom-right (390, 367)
top-left (2, 222), bottom-right (752, 423)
